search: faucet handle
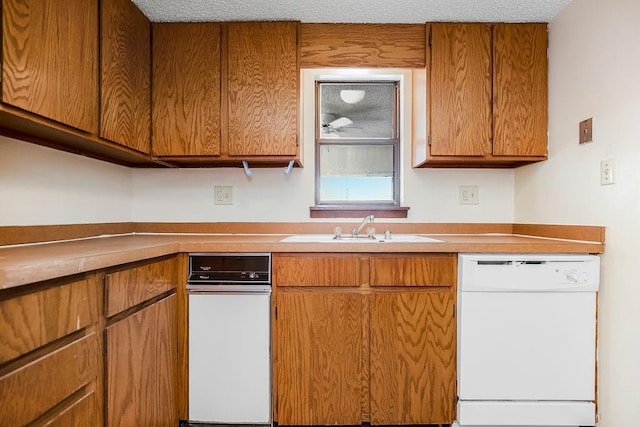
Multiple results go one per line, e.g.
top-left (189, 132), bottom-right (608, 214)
top-left (333, 226), bottom-right (342, 239)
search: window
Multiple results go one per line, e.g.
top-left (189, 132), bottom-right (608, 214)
top-left (315, 81), bottom-right (400, 207)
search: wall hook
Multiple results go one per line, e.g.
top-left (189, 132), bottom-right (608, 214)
top-left (242, 161), bottom-right (253, 177)
top-left (284, 160), bottom-right (294, 176)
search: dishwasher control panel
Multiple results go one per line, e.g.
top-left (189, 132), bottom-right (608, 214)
top-left (188, 253), bottom-right (271, 283)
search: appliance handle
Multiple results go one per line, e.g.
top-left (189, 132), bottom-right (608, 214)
top-left (187, 284), bottom-right (272, 294)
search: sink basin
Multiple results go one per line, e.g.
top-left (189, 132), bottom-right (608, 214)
top-left (278, 234), bottom-right (443, 243)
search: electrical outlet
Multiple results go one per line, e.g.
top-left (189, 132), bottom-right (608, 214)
top-left (600, 159), bottom-right (615, 185)
top-left (459, 185), bottom-right (479, 205)
top-left (214, 186), bottom-right (234, 205)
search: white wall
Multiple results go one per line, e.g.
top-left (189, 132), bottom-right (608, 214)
top-left (515, 1), bottom-right (640, 425)
top-left (132, 69), bottom-right (515, 223)
top-left (0, 136), bottom-right (132, 226)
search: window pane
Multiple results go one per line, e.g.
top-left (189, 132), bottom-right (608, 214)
top-left (319, 144), bottom-right (394, 203)
top-left (319, 83), bottom-right (395, 139)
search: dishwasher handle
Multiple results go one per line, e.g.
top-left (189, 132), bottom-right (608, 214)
top-left (187, 283), bottom-right (272, 294)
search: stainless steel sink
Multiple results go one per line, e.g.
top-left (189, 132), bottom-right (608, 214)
top-left (278, 234), bottom-right (443, 243)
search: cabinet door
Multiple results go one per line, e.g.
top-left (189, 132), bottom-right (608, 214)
top-left (1, 0), bottom-right (99, 133)
top-left (430, 23), bottom-right (492, 156)
top-left (106, 294), bottom-right (178, 426)
top-left (370, 291), bottom-right (455, 424)
top-left (493, 23), bottom-right (548, 157)
top-left (152, 23), bottom-right (221, 156)
top-left (227, 21), bottom-right (299, 157)
top-left (100, 0), bottom-right (151, 153)
top-left (276, 291), bottom-right (363, 425)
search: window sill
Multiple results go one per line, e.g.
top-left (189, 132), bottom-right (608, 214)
top-left (309, 205), bottom-right (409, 219)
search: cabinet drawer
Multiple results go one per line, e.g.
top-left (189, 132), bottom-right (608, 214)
top-left (0, 333), bottom-right (99, 426)
top-left (105, 256), bottom-right (177, 317)
top-left (370, 255), bottom-right (455, 287)
top-left (0, 277), bottom-right (96, 363)
top-left (273, 254), bottom-right (367, 287)
top-left (43, 391), bottom-right (98, 427)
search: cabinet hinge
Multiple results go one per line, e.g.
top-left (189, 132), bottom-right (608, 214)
top-left (453, 304), bottom-right (456, 318)
top-left (428, 28), bottom-right (432, 47)
top-left (275, 306), bottom-right (278, 320)
top-left (296, 134), bottom-right (299, 147)
top-left (428, 135), bottom-right (432, 146)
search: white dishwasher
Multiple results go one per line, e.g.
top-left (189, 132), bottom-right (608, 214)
top-left (456, 253), bottom-right (600, 427)
top-left (187, 253), bottom-right (272, 425)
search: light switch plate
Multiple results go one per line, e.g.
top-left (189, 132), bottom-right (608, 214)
top-left (459, 185), bottom-right (479, 205)
top-left (214, 186), bottom-right (234, 205)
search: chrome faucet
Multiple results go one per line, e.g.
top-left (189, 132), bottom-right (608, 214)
top-left (352, 214), bottom-right (374, 238)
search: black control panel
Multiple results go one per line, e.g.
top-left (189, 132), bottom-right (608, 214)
top-left (188, 253), bottom-right (271, 284)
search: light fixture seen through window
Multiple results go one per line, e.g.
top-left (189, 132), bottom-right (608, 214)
top-left (340, 89), bottom-right (365, 104)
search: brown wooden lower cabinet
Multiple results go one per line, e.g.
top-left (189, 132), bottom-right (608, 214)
top-left (276, 290), bottom-right (364, 425)
top-left (273, 253), bottom-right (457, 426)
top-left (370, 291), bottom-right (456, 424)
top-left (106, 294), bottom-right (178, 426)
top-left (0, 255), bottom-right (179, 427)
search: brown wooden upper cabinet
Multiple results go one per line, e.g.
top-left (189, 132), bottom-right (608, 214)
top-left (151, 21), bottom-right (299, 162)
top-left (100, 0), bottom-right (151, 153)
top-left (1, 0), bottom-right (99, 133)
top-left (417, 22), bottom-right (548, 167)
top-left (152, 23), bottom-right (222, 157)
top-left (227, 21), bottom-right (299, 157)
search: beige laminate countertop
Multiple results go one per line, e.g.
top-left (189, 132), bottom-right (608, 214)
top-left (0, 232), bottom-right (604, 290)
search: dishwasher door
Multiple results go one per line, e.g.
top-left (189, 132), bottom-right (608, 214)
top-left (188, 289), bottom-right (272, 424)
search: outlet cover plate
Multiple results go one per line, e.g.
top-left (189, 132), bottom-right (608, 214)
top-left (600, 159), bottom-right (615, 185)
top-left (214, 186), bottom-right (234, 205)
top-left (459, 185), bottom-right (479, 205)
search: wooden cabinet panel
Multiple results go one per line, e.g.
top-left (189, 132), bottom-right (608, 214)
top-left (493, 23), bottom-right (548, 157)
top-left (106, 294), bottom-right (177, 427)
top-left (0, 333), bottom-right (99, 426)
top-left (430, 23), bottom-right (492, 156)
top-left (276, 291), bottom-right (364, 425)
top-left (0, 276), bottom-right (96, 363)
top-left (152, 23), bottom-right (221, 156)
top-left (100, 0), bottom-right (151, 153)
top-left (227, 21), bottom-right (299, 157)
top-left (105, 256), bottom-right (177, 317)
top-left (370, 292), bottom-right (455, 424)
top-left (43, 391), bottom-right (98, 427)
top-left (300, 23), bottom-right (426, 68)
top-left (370, 255), bottom-right (455, 287)
top-left (1, 0), bottom-right (98, 133)
top-left (273, 254), bottom-right (367, 287)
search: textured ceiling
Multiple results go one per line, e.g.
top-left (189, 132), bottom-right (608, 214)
top-left (131, 0), bottom-right (572, 23)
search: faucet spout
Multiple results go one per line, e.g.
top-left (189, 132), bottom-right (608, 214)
top-left (352, 215), bottom-right (374, 238)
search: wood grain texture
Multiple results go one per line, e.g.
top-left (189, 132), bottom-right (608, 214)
top-left (0, 222), bottom-right (134, 246)
top-left (0, 276), bottom-right (97, 363)
top-left (430, 23), bottom-right (492, 156)
top-left (100, 0), bottom-right (151, 153)
top-left (370, 291), bottom-right (455, 424)
top-left (175, 254), bottom-right (189, 421)
top-left (273, 254), bottom-right (367, 287)
top-left (276, 291), bottom-right (363, 425)
top-left (300, 23), bottom-right (426, 68)
top-left (370, 254), bottom-right (455, 287)
top-left (152, 23), bottom-right (221, 156)
top-left (512, 223), bottom-right (606, 243)
top-left (1, 0), bottom-right (99, 133)
top-left (105, 256), bottom-right (177, 317)
top-left (227, 21), bottom-right (299, 157)
top-left (493, 23), bottom-right (548, 157)
top-left (42, 391), bottom-right (98, 427)
top-left (106, 294), bottom-right (177, 427)
top-left (0, 333), bottom-right (99, 426)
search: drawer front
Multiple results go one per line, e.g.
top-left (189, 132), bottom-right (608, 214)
top-left (0, 277), bottom-right (96, 363)
top-left (0, 333), bottom-right (99, 426)
top-left (273, 254), bottom-right (367, 287)
top-left (43, 391), bottom-right (98, 427)
top-left (105, 256), bottom-right (177, 317)
top-left (370, 255), bottom-right (455, 287)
